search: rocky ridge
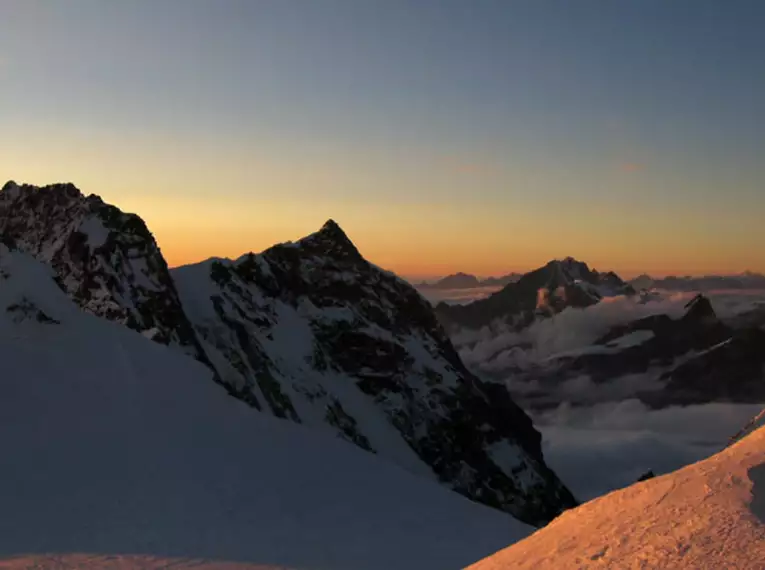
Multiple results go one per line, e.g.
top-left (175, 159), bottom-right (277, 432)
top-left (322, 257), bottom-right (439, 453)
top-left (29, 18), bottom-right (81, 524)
top-left (0, 181), bottom-right (576, 526)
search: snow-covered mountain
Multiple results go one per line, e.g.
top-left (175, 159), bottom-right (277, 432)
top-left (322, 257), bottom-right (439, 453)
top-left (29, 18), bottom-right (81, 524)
top-left (0, 243), bottom-right (532, 570)
top-left (467, 423), bottom-right (765, 569)
top-left (172, 220), bottom-right (576, 525)
top-left (0, 181), bottom-right (575, 526)
top-left (0, 181), bottom-right (206, 359)
top-left (436, 257), bottom-right (635, 331)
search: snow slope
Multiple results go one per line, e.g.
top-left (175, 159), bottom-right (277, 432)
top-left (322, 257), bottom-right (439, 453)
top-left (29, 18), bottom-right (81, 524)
top-left (0, 244), bottom-right (531, 570)
top-left (467, 424), bottom-right (765, 569)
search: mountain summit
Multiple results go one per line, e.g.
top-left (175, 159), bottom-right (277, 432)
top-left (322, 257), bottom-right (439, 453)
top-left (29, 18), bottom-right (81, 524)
top-left (173, 219), bottom-right (577, 525)
top-left (436, 257), bottom-right (635, 330)
top-left (302, 218), bottom-right (364, 261)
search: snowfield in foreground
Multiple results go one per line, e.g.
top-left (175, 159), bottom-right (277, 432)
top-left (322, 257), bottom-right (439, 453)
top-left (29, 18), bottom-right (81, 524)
top-left (468, 423), bottom-right (765, 569)
top-left (0, 245), bottom-right (530, 570)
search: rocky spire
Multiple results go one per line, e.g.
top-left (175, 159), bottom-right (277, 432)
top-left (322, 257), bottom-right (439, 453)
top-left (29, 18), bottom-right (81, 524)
top-left (299, 219), bottom-right (363, 261)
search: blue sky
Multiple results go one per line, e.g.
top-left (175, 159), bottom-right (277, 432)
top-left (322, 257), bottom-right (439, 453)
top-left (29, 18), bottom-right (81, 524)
top-left (1, 0), bottom-right (763, 277)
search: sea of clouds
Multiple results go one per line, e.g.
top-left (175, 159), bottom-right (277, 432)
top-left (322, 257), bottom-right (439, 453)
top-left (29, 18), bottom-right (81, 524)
top-left (424, 286), bottom-right (765, 503)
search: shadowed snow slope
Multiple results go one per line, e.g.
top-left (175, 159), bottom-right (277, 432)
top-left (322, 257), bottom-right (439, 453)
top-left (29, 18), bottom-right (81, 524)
top-left (0, 244), bottom-right (530, 570)
top-left (467, 424), bottom-right (765, 569)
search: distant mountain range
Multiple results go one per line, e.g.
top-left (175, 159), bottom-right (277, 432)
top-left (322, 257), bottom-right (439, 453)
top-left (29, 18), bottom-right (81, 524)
top-left (435, 257), bottom-right (635, 331)
top-left (418, 272), bottom-right (522, 290)
top-left (630, 272), bottom-right (765, 291)
top-left (421, 270), bottom-right (765, 294)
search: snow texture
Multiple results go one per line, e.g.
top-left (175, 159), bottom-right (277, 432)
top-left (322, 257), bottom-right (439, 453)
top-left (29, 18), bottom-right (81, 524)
top-left (468, 423), bottom-right (765, 569)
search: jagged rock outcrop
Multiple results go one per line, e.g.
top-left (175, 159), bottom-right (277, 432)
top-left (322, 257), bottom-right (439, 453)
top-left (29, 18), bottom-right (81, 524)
top-left (0, 181), bottom-right (205, 359)
top-left (172, 220), bottom-right (577, 525)
top-left (436, 257), bottom-right (635, 330)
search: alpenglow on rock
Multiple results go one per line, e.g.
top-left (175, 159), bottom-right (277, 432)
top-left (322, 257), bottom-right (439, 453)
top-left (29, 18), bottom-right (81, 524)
top-left (172, 219), bottom-right (577, 525)
top-left (0, 181), bottom-right (576, 526)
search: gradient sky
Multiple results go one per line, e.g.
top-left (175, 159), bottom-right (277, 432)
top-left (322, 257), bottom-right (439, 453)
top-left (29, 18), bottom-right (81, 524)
top-left (1, 0), bottom-right (763, 279)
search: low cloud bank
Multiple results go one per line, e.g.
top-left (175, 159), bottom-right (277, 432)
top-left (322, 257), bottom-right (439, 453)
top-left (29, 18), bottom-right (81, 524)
top-left (455, 290), bottom-right (765, 375)
top-left (416, 286), bottom-right (501, 305)
top-left (535, 400), bottom-right (765, 501)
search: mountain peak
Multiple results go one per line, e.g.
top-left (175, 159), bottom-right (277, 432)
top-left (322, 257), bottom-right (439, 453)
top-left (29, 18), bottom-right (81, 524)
top-left (320, 218), bottom-right (342, 233)
top-left (299, 218), bottom-right (362, 261)
top-left (558, 256), bottom-right (588, 269)
top-left (317, 218), bottom-right (353, 244)
top-left (682, 293), bottom-right (717, 324)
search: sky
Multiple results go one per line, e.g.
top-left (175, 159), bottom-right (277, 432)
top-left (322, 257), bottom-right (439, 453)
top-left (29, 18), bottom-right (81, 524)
top-left (1, 0), bottom-right (764, 279)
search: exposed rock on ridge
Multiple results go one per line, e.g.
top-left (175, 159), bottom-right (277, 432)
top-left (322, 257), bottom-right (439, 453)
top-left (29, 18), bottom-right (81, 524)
top-left (172, 219), bottom-right (577, 525)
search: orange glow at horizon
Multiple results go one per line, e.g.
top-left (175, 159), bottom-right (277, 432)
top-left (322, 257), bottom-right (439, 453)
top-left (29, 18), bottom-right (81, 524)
top-left (3, 134), bottom-right (763, 282)
top-left (149, 216), bottom-right (763, 282)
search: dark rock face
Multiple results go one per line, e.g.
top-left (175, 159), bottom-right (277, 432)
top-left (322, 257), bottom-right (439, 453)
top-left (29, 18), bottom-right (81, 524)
top-left (173, 220), bottom-right (577, 526)
top-left (655, 327), bottom-right (765, 407)
top-left (636, 470), bottom-right (655, 482)
top-left (0, 181), bottom-right (205, 360)
top-left (436, 257), bottom-right (635, 331)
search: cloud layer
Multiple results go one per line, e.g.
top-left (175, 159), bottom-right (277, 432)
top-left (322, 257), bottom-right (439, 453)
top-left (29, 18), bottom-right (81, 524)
top-left (535, 400), bottom-right (764, 501)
